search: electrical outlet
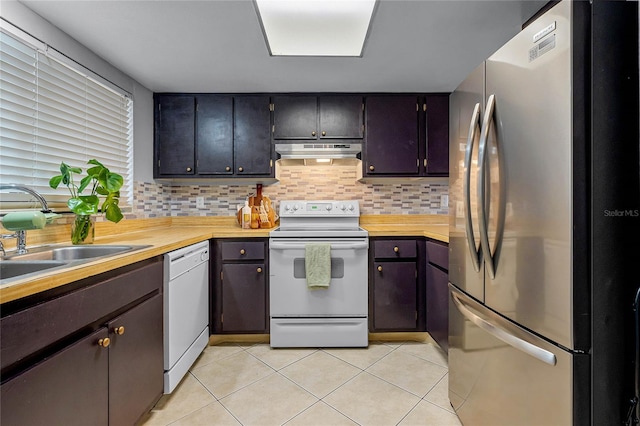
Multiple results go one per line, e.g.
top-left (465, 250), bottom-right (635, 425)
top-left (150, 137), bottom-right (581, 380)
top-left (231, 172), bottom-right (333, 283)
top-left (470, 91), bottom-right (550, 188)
top-left (456, 201), bottom-right (464, 218)
top-left (196, 196), bottom-right (205, 209)
top-left (441, 194), bottom-right (449, 208)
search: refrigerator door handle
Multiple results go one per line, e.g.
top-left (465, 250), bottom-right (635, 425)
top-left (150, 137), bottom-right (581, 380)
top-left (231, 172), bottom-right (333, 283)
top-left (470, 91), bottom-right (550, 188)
top-left (451, 288), bottom-right (557, 366)
top-left (464, 102), bottom-right (482, 272)
top-left (477, 94), bottom-right (506, 279)
top-left (477, 94), bottom-right (495, 278)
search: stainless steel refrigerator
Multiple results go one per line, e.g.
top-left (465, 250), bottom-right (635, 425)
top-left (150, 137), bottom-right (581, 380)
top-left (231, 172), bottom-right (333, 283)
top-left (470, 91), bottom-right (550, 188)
top-left (448, 1), bottom-right (639, 425)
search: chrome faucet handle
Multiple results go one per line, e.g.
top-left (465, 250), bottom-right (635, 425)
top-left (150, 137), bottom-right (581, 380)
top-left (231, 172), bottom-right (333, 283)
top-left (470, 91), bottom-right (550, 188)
top-left (0, 231), bottom-right (28, 255)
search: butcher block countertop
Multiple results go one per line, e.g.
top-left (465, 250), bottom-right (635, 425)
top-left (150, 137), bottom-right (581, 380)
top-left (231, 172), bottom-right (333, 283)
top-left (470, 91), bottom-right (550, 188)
top-left (360, 215), bottom-right (449, 241)
top-left (0, 215), bottom-right (448, 304)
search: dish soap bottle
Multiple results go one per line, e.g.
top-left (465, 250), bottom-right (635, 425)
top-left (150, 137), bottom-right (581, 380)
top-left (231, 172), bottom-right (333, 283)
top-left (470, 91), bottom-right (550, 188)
top-left (242, 201), bottom-right (251, 229)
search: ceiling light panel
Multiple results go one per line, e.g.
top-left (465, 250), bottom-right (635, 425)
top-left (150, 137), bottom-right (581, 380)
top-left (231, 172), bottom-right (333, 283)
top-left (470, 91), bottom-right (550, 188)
top-left (255, 0), bottom-right (376, 57)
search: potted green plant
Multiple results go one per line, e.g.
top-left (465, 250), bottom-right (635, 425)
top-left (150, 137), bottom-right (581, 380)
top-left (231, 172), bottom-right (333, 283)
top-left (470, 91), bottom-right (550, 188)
top-left (49, 159), bottom-right (124, 244)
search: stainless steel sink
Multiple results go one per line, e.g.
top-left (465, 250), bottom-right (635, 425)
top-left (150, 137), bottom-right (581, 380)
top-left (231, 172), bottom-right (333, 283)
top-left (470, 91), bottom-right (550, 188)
top-left (4, 245), bottom-right (139, 261)
top-left (0, 244), bottom-right (150, 285)
top-left (0, 260), bottom-right (68, 280)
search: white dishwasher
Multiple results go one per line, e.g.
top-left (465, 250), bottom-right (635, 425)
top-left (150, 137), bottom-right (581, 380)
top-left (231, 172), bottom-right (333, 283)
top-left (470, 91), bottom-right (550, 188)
top-left (163, 240), bottom-right (209, 394)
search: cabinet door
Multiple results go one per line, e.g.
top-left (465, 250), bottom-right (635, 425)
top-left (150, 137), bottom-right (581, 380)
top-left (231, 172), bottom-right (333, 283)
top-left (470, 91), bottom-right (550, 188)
top-left (221, 263), bottom-right (267, 333)
top-left (155, 95), bottom-right (195, 176)
top-left (108, 294), bottom-right (163, 426)
top-left (426, 264), bottom-right (449, 352)
top-left (365, 96), bottom-right (420, 175)
top-left (272, 96), bottom-right (317, 139)
top-left (0, 328), bottom-right (109, 426)
top-left (319, 96), bottom-right (363, 139)
top-left (372, 261), bottom-right (417, 330)
top-left (423, 95), bottom-right (449, 175)
top-left (196, 95), bottom-right (233, 175)
top-left (234, 96), bottom-right (272, 175)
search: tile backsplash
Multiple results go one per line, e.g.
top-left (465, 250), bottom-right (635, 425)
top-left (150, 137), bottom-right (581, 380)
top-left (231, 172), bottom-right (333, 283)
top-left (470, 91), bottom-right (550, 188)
top-left (133, 164), bottom-right (448, 218)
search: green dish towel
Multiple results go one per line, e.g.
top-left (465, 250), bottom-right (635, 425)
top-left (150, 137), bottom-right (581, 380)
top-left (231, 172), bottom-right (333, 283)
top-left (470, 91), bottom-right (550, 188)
top-left (305, 243), bottom-right (331, 288)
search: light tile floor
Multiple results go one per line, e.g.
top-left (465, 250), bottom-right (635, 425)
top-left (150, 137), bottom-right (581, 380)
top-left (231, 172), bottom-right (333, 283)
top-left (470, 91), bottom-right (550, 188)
top-left (138, 340), bottom-right (463, 426)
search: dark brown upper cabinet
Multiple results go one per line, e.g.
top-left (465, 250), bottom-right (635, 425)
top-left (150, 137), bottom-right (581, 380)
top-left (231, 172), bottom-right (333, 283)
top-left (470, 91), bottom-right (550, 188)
top-left (364, 95), bottom-right (420, 175)
top-left (272, 95), bottom-right (364, 140)
top-left (234, 96), bottom-right (273, 175)
top-left (423, 94), bottom-right (449, 176)
top-left (319, 96), bottom-right (364, 139)
top-left (154, 92), bottom-right (448, 180)
top-left (155, 95), bottom-right (196, 176)
top-left (272, 96), bottom-right (317, 140)
top-left (154, 94), bottom-right (273, 178)
top-left (363, 94), bottom-right (449, 178)
top-left (196, 95), bottom-right (233, 175)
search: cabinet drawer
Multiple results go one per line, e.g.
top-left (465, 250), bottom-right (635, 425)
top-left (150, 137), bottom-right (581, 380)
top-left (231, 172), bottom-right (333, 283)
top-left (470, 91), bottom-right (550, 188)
top-left (374, 240), bottom-right (416, 259)
top-left (221, 241), bottom-right (265, 261)
top-left (426, 240), bottom-right (448, 270)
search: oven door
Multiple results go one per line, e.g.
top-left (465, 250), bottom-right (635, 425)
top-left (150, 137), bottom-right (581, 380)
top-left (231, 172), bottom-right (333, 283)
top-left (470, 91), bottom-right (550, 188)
top-left (269, 238), bottom-right (369, 317)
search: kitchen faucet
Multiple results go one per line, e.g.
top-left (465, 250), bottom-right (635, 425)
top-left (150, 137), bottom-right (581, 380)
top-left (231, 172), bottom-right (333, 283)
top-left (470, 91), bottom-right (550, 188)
top-left (0, 184), bottom-right (52, 256)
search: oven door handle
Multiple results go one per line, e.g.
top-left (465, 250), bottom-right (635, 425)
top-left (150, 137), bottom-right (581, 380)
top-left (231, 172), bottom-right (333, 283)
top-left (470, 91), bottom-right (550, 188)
top-left (269, 241), bottom-right (369, 250)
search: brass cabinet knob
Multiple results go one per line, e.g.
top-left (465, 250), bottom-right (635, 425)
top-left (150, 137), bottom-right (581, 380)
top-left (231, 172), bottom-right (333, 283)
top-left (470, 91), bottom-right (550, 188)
top-left (321, 131), bottom-right (326, 136)
top-left (311, 131), bottom-right (316, 137)
top-left (98, 337), bottom-right (111, 348)
top-left (240, 249), bottom-right (246, 255)
top-left (186, 167), bottom-right (192, 172)
top-left (257, 267), bottom-right (262, 273)
top-left (377, 265), bottom-right (383, 272)
top-left (225, 166), bottom-right (231, 172)
top-left (113, 326), bottom-right (125, 335)
top-left (238, 167), bottom-right (244, 172)
top-left (394, 246), bottom-right (399, 253)
top-left (369, 165), bottom-right (375, 171)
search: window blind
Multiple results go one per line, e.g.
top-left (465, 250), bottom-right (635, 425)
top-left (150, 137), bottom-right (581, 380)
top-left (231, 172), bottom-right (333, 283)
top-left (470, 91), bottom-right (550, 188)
top-left (0, 27), bottom-right (133, 211)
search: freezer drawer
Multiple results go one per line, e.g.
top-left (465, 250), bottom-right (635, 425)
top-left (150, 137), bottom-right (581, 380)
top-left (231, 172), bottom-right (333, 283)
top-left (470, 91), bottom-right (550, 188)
top-left (448, 284), bottom-right (588, 426)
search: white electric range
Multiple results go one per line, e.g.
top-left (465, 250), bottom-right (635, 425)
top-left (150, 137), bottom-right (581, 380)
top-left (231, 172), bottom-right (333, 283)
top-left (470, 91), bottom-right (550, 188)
top-left (269, 200), bottom-right (369, 348)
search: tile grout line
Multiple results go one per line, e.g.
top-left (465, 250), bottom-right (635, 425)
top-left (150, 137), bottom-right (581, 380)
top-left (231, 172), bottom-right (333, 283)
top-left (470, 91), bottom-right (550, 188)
top-left (394, 396), bottom-right (424, 426)
top-left (361, 344), bottom-right (448, 399)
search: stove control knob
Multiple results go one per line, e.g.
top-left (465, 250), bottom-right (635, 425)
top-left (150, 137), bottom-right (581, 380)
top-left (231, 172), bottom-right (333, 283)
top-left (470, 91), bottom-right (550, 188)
top-left (338, 204), bottom-right (346, 211)
top-left (326, 205), bottom-right (332, 211)
top-left (284, 204), bottom-right (291, 212)
top-left (293, 204), bottom-right (300, 211)
top-left (347, 204), bottom-right (355, 211)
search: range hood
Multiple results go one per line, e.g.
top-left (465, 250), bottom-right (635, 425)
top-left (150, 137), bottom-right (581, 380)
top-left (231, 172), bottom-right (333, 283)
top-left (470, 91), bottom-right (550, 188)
top-left (275, 143), bottom-right (361, 159)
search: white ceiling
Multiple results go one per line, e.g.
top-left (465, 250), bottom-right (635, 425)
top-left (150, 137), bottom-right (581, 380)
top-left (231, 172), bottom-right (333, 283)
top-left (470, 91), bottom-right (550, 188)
top-left (18, 0), bottom-right (546, 93)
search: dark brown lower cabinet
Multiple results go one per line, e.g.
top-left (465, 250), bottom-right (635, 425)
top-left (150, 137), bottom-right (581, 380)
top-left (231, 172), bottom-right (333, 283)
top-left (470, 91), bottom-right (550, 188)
top-left (426, 264), bottom-right (449, 351)
top-left (1, 328), bottom-right (110, 426)
top-left (211, 239), bottom-right (269, 334)
top-left (369, 238), bottom-right (426, 332)
top-left (425, 240), bottom-right (449, 351)
top-left (372, 261), bottom-right (418, 330)
top-left (108, 294), bottom-right (164, 426)
top-left (221, 263), bottom-right (267, 332)
top-left (0, 259), bottom-right (163, 426)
